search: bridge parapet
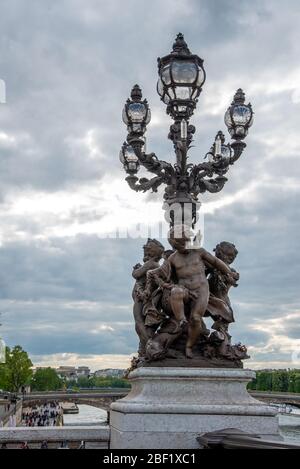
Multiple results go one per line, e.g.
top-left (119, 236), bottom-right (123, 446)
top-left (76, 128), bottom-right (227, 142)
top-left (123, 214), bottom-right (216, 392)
top-left (250, 391), bottom-right (300, 407)
top-left (23, 392), bottom-right (127, 412)
top-left (0, 426), bottom-right (109, 449)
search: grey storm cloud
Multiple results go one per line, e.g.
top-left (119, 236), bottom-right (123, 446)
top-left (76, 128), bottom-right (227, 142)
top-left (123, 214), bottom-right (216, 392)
top-left (0, 236), bottom-right (139, 301)
top-left (3, 304), bottom-right (137, 355)
top-left (0, 236), bottom-right (146, 356)
top-left (0, 0), bottom-right (299, 368)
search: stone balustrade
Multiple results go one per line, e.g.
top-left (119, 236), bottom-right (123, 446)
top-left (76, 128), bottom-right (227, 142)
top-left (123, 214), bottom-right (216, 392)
top-left (0, 425), bottom-right (110, 449)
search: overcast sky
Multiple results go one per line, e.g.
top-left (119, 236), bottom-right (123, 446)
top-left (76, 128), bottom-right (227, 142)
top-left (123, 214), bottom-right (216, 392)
top-left (0, 0), bottom-right (299, 371)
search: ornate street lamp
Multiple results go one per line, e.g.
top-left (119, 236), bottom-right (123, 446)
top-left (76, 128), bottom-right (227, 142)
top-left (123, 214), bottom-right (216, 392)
top-left (224, 88), bottom-right (253, 140)
top-left (113, 36), bottom-right (261, 448)
top-left (120, 33), bottom-right (253, 227)
top-left (157, 33), bottom-right (205, 120)
top-left (122, 84), bottom-right (151, 139)
top-left (119, 142), bottom-right (140, 174)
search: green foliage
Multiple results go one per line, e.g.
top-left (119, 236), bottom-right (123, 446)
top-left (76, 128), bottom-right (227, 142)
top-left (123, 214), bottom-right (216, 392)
top-left (0, 346), bottom-right (33, 392)
top-left (93, 377), bottom-right (129, 388)
top-left (247, 376), bottom-right (257, 391)
top-left (31, 367), bottom-right (63, 391)
top-left (76, 376), bottom-right (91, 388)
top-left (66, 379), bottom-right (77, 389)
top-left (66, 375), bottom-right (130, 389)
top-left (288, 374), bottom-right (295, 392)
top-left (294, 374), bottom-right (300, 393)
top-left (256, 371), bottom-right (273, 391)
top-left (272, 371), bottom-right (289, 392)
top-left (247, 369), bottom-right (300, 393)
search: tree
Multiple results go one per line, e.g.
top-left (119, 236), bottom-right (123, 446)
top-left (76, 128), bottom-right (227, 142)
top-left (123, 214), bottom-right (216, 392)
top-left (256, 371), bottom-right (272, 391)
top-left (246, 369), bottom-right (300, 393)
top-left (76, 376), bottom-right (91, 388)
top-left (93, 376), bottom-right (129, 388)
top-left (288, 372), bottom-right (296, 393)
top-left (0, 351), bottom-right (8, 390)
top-left (294, 374), bottom-right (300, 393)
top-left (0, 346), bottom-right (33, 392)
top-left (272, 371), bottom-right (289, 392)
top-left (31, 367), bottom-right (63, 391)
top-left (247, 376), bottom-right (257, 391)
top-left (66, 379), bottom-right (77, 389)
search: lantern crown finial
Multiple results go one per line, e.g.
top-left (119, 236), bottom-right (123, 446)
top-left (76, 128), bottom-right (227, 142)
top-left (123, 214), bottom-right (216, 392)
top-left (172, 33), bottom-right (191, 55)
top-left (131, 84), bottom-right (143, 101)
top-left (233, 88), bottom-right (245, 105)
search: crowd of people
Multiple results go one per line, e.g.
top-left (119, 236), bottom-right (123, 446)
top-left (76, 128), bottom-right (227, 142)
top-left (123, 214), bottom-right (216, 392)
top-left (22, 401), bottom-right (62, 427)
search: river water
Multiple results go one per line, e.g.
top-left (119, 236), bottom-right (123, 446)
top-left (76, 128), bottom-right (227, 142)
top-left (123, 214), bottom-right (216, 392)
top-left (63, 404), bottom-right (300, 443)
top-left (63, 404), bottom-right (107, 426)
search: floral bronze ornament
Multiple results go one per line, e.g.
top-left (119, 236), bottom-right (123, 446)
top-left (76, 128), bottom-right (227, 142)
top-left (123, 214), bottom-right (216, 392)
top-left (120, 34), bottom-right (254, 228)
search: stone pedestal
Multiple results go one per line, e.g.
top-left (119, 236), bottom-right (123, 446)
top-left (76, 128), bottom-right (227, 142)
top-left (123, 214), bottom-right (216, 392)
top-left (110, 367), bottom-right (280, 449)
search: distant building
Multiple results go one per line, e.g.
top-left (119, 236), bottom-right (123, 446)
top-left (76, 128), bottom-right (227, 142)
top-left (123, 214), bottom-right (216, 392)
top-left (77, 366), bottom-right (90, 377)
top-left (94, 369), bottom-right (125, 379)
top-left (56, 366), bottom-right (77, 381)
top-left (55, 366), bottom-right (91, 381)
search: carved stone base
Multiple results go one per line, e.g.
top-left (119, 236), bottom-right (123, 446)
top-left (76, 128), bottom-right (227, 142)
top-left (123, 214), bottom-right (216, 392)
top-left (141, 356), bottom-right (243, 369)
top-left (110, 367), bottom-right (280, 449)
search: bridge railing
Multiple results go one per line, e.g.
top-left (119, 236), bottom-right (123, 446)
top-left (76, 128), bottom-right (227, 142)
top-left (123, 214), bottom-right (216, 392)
top-left (22, 391), bottom-right (128, 400)
top-left (0, 425), bottom-right (109, 449)
top-left (0, 401), bottom-right (22, 427)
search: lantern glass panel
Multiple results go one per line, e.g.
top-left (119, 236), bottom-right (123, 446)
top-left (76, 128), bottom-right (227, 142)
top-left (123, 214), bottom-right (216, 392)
top-left (125, 146), bottom-right (138, 162)
top-left (235, 126), bottom-right (246, 136)
top-left (168, 88), bottom-right (175, 99)
top-left (132, 123), bottom-right (142, 132)
top-left (232, 105), bottom-right (251, 125)
top-left (191, 88), bottom-right (199, 99)
top-left (119, 149), bottom-right (125, 164)
top-left (157, 78), bottom-right (164, 97)
top-left (221, 145), bottom-right (231, 159)
top-left (161, 64), bottom-right (171, 85)
top-left (128, 162), bottom-right (139, 171)
top-left (145, 108), bottom-right (151, 124)
top-left (175, 86), bottom-right (191, 100)
top-left (122, 107), bottom-right (128, 124)
top-left (224, 109), bottom-right (232, 127)
top-left (196, 67), bottom-right (205, 87)
top-left (171, 61), bottom-right (197, 84)
top-left (128, 103), bottom-right (146, 122)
